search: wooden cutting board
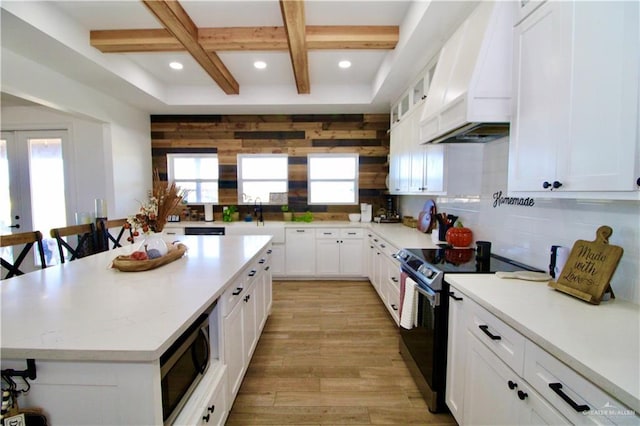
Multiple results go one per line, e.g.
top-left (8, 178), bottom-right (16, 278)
top-left (549, 226), bottom-right (623, 304)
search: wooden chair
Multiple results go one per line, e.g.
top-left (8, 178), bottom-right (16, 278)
top-left (96, 218), bottom-right (133, 251)
top-left (50, 223), bottom-right (97, 263)
top-left (0, 231), bottom-right (47, 279)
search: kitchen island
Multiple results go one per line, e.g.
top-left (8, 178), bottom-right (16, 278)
top-left (1, 234), bottom-right (273, 425)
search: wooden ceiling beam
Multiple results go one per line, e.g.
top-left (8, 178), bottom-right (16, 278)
top-left (306, 26), bottom-right (399, 49)
top-left (141, 0), bottom-right (239, 95)
top-left (279, 0), bottom-right (310, 94)
top-left (91, 29), bottom-right (183, 52)
top-left (91, 25), bottom-right (399, 52)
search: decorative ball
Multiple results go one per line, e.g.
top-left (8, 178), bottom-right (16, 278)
top-left (146, 249), bottom-right (162, 259)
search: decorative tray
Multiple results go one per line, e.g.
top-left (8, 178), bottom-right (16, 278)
top-left (112, 243), bottom-right (187, 272)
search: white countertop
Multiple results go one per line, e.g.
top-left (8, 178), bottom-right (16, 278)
top-left (446, 274), bottom-right (640, 412)
top-left (165, 220), bottom-right (440, 251)
top-left (0, 235), bottom-right (272, 362)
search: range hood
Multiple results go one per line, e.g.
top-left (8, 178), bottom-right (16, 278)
top-left (420, 1), bottom-right (515, 144)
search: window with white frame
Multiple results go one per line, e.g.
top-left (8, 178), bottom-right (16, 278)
top-left (166, 153), bottom-right (219, 203)
top-left (237, 154), bottom-right (288, 204)
top-left (308, 153), bottom-right (359, 205)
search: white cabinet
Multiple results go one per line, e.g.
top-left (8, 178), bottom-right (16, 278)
top-left (464, 333), bottom-right (566, 425)
top-left (285, 228), bottom-right (315, 275)
top-left (448, 284), bottom-right (638, 425)
top-left (366, 232), bottom-right (400, 324)
top-left (315, 228), bottom-right (364, 276)
top-left (221, 248), bottom-right (272, 403)
top-left (389, 120), bottom-right (410, 194)
top-left (223, 284), bottom-right (246, 400)
top-left (509, 1), bottom-right (640, 199)
top-left (173, 364), bottom-right (228, 426)
top-left (268, 244), bottom-right (285, 276)
top-left (445, 288), bottom-right (467, 424)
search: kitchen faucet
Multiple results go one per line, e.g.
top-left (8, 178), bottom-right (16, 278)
top-left (254, 197), bottom-right (264, 226)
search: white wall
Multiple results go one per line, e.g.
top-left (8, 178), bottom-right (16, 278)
top-left (400, 138), bottom-right (640, 304)
top-left (1, 48), bottom-right (151, 219)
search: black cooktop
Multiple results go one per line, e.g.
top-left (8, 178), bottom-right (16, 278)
top-left (403, 247), bottom-right (539, 274)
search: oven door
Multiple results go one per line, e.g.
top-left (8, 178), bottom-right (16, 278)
top-left (399, 277), bottom-right (449, 412)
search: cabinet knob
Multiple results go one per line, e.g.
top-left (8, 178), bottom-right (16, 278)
top-left (517, 390), bottom-right (528, 401)
top-left (203, 413), bottom-right (210, 422)
top-left (208, 404), bottom-right (215, 413)
top-left (552, 180), bottom-right (563, 189)
top-left (508, 380), bottom-right (518, 390)
top-left (542, 181), bottom-right (551, 189)
top-left (636, 177), bottom-right (640, 186)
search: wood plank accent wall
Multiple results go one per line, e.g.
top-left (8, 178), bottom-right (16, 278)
top-left (150, 114), bottom-right (390, 221)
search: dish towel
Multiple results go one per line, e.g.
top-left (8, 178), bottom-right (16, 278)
top-left (400, 276), bottom-right (418, 330)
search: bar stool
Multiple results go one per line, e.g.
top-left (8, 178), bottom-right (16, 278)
top-left (96, 218), bottom-right (133, 250)
top-left (50, 223), bottom-right (97, 263)
top-left (0, 230), bottom-right (47, 279)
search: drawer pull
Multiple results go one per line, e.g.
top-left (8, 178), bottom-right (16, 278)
top-left (380, 244), bottom-right (386, 248)
top-left (267, 249), bottom-right (272, 254)
top-left (391, 277), bottom-right (399, 282)
top-left (508, 380), bottom-right (517, 390)
top-left (347, 232), bottom-right (357, 235)
top-left (449, 292), bottom-right (463, 301)
top-left (391, 304), bottom-right (398, 311)
top-left (549, 383), bottom-right (590, 412)
top-left (232, 287), bottom-right (243, 295)
top-left (259, 259), bottom-right (266, 264)
top-left (479, 325), bottom-right (501, 340)
top-left (248, 270), bottom-right (257, 277)
top-left (296, 229), bottom-right (305, 233)
top-left (517, 390), bottom-right (528, 401)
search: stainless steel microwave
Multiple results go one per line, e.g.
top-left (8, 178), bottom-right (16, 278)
top-left (160, 309), bottom-right (212, 424)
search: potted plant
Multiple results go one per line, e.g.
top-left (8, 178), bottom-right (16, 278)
top-left (281, 205), bottom-right (293, 222)
top-left (222, 205), bottom-right (238, 222)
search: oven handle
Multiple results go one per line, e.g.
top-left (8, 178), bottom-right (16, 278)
top-left (413, 282), bottom-right (439, 307)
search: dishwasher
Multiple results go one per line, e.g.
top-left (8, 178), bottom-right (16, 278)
top-left (184, 227), bottom-right (225, 236)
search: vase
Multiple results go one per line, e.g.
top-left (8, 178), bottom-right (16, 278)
top-left (143, 232), bottom-right (168, 257)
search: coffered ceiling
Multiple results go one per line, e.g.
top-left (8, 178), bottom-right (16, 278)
top-left (1, 1), bottom-right (478, 114)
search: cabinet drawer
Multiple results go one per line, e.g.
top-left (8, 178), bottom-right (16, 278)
top-left (340, 228), bottom-right (363, 239)
top-left (315, 229), bottom-right (339, 239)
top-left (524, 342), bottom-right (638, 425)
top-left (466, 298), bottom-right (526, 375)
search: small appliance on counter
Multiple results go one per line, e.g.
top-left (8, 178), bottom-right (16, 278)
top-left (360, 203), bottom-right (372, 222)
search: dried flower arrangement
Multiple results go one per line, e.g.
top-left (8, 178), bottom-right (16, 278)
top-left (127, 170), bottom-right (186, 236)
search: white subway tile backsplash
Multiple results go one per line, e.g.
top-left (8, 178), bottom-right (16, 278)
top-left (400, 140), bottom-right (640, 304)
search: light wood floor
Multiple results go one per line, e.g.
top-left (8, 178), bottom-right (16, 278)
top-left (226, 280), bottom-right (456, 425)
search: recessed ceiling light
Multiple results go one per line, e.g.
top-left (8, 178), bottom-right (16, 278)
top-left (254, 61), bottom-right (267, 69)
top-left (338, 60), bottom-right (352, 69)
top-left (169, 62), bottom-right (183, 70)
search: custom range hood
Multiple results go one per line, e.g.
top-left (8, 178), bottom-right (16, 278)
top-left (420, 1), bottom-right (515, 144)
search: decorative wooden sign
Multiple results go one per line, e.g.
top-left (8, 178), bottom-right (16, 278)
top-left (549, 226), bottom-right (623, 305)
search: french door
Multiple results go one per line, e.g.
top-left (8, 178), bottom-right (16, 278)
top-left (1, 130), bottom-right (68, 274)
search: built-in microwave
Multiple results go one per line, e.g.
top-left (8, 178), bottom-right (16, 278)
top-left (161, 306), bottom-right (213, 425)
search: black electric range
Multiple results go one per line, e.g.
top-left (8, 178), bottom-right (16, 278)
top-left (395, 246), bottom-right (539, 413)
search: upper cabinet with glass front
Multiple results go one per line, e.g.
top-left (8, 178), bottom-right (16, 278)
top-left (390, 59), bottom-right (437, 129)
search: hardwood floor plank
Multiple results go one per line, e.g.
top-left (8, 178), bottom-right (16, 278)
top-left (226, 280), bottom-right (455, 425)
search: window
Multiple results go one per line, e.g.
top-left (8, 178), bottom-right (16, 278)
top-left (308, 154), bottom-right (358, 205)
top-left (166, 154), bottom-right (218, 203)
top-left (237, 154), bottom-right (288, 204)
